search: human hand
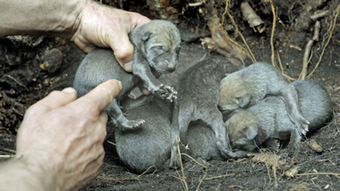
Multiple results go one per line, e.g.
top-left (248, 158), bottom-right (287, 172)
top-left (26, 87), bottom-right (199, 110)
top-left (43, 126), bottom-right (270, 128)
top-left (71, 1), bottom-right (150, 72)
top-left (15, 79), bottom-right (122, 191)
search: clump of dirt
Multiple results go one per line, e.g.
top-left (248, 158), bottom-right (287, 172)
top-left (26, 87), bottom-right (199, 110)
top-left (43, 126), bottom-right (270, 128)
top-left (1, 0), bottom-right (340, 190)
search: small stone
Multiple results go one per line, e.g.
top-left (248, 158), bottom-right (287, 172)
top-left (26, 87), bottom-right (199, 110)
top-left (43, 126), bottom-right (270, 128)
top-left (41, 48), bottom-right (63, 73)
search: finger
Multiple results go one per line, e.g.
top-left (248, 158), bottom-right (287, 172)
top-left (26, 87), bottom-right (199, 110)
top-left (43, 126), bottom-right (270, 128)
top-left (110, 32), bottom-right (134, 72)
top-left (75, 79), bottom-right (122, 112)
top-left (139, 86), bottom-right (151, 95)
top-left (33, 87), bottom-right (78, 111)
top-left (128, 12), bottom-right (151, 27)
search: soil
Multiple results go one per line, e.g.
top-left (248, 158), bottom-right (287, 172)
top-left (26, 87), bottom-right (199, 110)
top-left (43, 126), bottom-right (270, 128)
top-left (1, 0), bottom-right (340, 190)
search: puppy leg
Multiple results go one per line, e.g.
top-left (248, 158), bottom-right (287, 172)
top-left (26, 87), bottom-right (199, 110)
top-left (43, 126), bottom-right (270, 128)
top-left (133, 60), bottom-right (177, 102)
top-left (201, 108), bottom-right (248, 159)
top-left (106, 99), bottom-right (145, 131)
top-left (170, 104), bottom-right (192, 168)
top-left (281, 85), bottom-right (309, 135)
top-left (285, 128), bottom-right (301, 157)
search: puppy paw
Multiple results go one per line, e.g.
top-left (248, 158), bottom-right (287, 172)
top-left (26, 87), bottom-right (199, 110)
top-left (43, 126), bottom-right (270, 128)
top-left (292, 115), bottom-right (309, 135)
top-left (285, 142), bottom-right (299, 157)
top-left (152, 84), bottom-right (177, 102)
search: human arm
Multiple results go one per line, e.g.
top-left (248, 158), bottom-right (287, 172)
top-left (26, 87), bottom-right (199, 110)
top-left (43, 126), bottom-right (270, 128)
top-left (0, 79), bottom-right (122, 191)
top-left (0, 0), bottom-right (150, 71)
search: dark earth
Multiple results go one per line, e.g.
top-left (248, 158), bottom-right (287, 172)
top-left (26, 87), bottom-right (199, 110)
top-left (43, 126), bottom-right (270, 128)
top-left (1, 0), bottom-right (340, 190)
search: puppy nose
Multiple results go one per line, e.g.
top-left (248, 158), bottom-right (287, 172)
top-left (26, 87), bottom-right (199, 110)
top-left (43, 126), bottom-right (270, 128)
top-left (167, 60), bottom-right (176, 70)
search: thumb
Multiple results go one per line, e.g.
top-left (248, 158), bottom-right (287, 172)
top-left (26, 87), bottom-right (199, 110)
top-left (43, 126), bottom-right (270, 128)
top-left (111, 32), bottom-right (134, 72)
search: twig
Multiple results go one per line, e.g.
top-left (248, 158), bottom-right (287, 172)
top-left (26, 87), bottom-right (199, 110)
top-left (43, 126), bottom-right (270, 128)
top-left (264, 163), bottom-right (272, 190)
top-left (0, 74), bottom-right (29, 92)
top-left (176, 136), bottom-right (188, 191)
top-left (297, 172), bottom-right (340, 179)
top-left (205, 173), bottom-right (235, 180)
top-left (189, 2), bottom-right (203, 7)
top-left (311, 10), bottom-right (330, 21)
top-left (0, 155), bottom-right (14, 159)
top-left (307, 5), bottom-right (340, 78)
top-left (196, 165), bottom-right (208, 191)
top-left (106, 140), bottom-right (116, 146)
top-left (269, 0), bottom-right (277, 67)
top-left (180, 152), bottom-right (209, 191)
top-left (97, 175), bottom-right (138, 182)
top-left (0, 147), bottom-right (16, 154)
top-left (137, 165), bottom-right (157, 177)
top-left (180, 153), bottom-right (207, 168)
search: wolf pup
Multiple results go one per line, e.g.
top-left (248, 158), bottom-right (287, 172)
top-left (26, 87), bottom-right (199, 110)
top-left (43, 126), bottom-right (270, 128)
top-left (73, 20), bottom-right (181, 131)
top-left (226, 80), bottom-right (333, 153)
top-left (169, 57), bottom-right (247, 168)
top-left (219, 62), bottom-right (310, 135)
top-left (115, 95), bottom-right (173, 173)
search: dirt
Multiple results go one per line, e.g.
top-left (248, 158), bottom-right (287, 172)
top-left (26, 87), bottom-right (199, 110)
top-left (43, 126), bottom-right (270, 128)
top-left (1, 0), bottom-right (340, 190)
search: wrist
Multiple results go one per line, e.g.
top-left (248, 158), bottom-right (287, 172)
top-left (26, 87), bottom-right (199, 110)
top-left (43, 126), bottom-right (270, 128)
top-left (0, 156), bottom-right (59, 190)
top-left (0, 0), bottom-right (90, 38)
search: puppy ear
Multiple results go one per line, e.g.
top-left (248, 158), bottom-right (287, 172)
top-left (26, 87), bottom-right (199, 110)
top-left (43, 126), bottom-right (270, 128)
top-left (245, 125), bottom-right (258, 140)
top-left (238, 94), bottom-right (251, 108)
top-left (141, 32), bottom-right (152, 41)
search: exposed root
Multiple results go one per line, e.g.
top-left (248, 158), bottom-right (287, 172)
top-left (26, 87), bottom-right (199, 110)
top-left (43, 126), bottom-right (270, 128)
top-left (299, 21), bottom-right (321, 80)
top-left (223, 0), bottom-right (256, 63)
top-left (240, 2), bottom-right (266, 33)
top-left (200, 0), bottom-right (248, 63)
top-left (307, 5), bottom-right (340, 78)
top-left (269, 0), bottom-right (277, 68)
top-left (277, 52), bottom-right (295, 82)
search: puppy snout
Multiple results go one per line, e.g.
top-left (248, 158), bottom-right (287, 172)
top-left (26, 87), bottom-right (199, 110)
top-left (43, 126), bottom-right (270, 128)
top-left (167, 60), bottom-right (176, 71)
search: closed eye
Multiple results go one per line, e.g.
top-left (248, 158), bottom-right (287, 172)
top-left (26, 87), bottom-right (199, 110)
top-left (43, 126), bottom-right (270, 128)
top-left (152, 46), bottom-right (168, 54)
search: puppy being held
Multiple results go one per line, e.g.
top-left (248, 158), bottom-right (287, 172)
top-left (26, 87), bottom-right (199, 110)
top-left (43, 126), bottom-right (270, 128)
top-left (73, 20), bottom-right (181, 131)
top-left (219, 62), bottom-right (310, 135)
top-left (226, 80), bottom-right (333, 154)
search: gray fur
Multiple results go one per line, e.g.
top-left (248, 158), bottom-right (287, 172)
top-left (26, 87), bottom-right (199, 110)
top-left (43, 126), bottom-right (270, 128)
top-left (226, 80), bottom-right (333, 154)
top-left (169, 57), bottom-right (248, 168)
top-left (219, 62), bottom-right (310, 135)
top-left (115, 95), bottom-right (173, 173)
top-left (73, 20), bottom-right (181, 131)
top-left (186, 121), bottom-right (224, 161)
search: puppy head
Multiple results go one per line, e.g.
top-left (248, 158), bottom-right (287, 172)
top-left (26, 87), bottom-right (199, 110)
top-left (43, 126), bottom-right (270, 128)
top-left (226, 111), bottom-right (258, 152)
top-left (218, 73), bottom-right (251, 113)
top-left (141, 20), bottom-right (181, 74)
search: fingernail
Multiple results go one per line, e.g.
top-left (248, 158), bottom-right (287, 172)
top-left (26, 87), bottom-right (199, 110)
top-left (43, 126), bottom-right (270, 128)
top-left (62, 87), bottom-right (76, 94)
top-left (124, 61), bottom-right (133, 72)
top-left (118, 81), bottom-right (122, 90)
